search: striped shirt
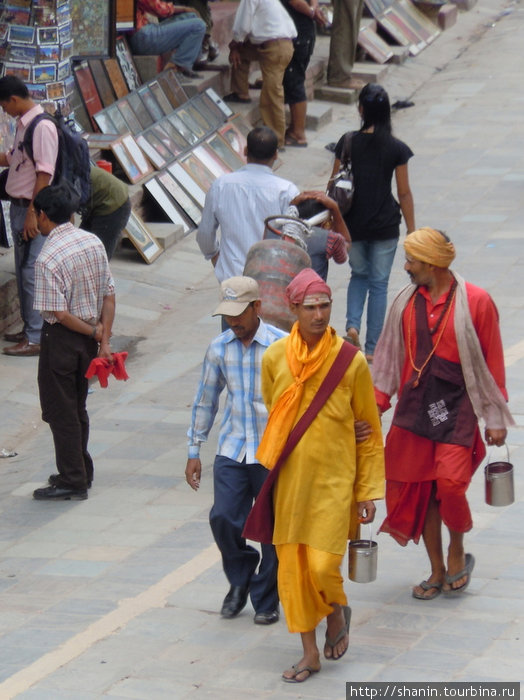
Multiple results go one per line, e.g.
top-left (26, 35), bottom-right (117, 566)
top-left (187, 319), bottom-right (287, 462)
top-left (34, 222), bottom-right (115, 324)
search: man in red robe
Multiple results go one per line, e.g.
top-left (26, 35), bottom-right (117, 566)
top-left (373, 227), bottom-right (513, 600)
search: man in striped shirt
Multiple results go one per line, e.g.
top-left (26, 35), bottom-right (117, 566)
top-left (185, 276), bottom-right (286, 624)
top-left (31, 184), bottom-right (115, 501)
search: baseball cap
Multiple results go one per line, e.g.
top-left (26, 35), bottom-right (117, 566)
top-left (212, 276), bottom-right (260, 316)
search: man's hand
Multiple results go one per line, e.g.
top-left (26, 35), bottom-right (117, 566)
top-left (355, 420), bottom-right (371, 443)
top-left (229, 47), bottom-right (241, 69)
top-left (357, 500), bottom-right (376, 524)
top-left (97, 340), bottom-right (113, 362)
top-left (211, 252), bottom-right (219, 267)
top-left (185, 457), bottom-right (202, 490)
top-left (23, 209), bottom-right (40, 240)
top-left (485, 428), bottom-right (507, 447)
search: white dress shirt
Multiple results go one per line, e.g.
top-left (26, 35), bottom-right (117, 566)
top-left (232, 0), bottom-right (297, 44)
top-left (196, 163), bottom-right (299, 282)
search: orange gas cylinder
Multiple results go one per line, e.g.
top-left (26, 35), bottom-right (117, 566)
top-left (244, 238), bottom-right (311, 331)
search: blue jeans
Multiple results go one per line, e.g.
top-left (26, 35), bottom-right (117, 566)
top-left (128, 14), bottom-right (206, 71)
top-left (346, 238), bottom-right (398, 355)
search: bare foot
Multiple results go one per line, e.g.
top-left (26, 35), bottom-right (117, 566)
top-left (282, 655), bottom-right (321, 682)
top-left (324, 604), bottom-right (349, 660)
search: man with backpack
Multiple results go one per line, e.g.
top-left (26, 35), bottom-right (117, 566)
top-left (0, 76), bottom-right (59, 357)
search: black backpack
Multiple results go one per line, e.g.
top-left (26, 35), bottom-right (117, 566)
top-left (22, 109), bottom-right (91, 212)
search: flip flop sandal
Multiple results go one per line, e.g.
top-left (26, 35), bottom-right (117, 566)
top-left (285, 135), bottom-right (308, 148)
top-left (444, 553), bottom-right (475, 595)
top-left (324, 604), bottom-right (351, 660)
top-left (412, 580), bottom-right (443, 600)
top-left (282, 664), bottom-right (319, 683)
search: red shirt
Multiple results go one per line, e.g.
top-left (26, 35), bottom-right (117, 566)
top-left (135, 0), bottom-right (176, 30)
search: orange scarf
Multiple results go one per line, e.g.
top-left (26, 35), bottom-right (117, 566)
top-left (256, 322), bottom-right (335, 469)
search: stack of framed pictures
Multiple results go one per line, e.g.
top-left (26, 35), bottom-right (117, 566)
top-left (357, 25), bottom-right (394, 64)
top-left (364, 0), bottom-right (439, 55)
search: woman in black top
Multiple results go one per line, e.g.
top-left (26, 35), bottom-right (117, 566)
top-left (328, 84), bottom-right (415, 360)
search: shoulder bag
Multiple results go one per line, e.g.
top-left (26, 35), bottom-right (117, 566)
top-left (327, 131), bottom-right (354, 216)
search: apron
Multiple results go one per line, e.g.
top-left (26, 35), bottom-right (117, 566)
top-left (392, 290), bottom-right (477, 447)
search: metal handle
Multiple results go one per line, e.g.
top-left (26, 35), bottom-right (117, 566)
top-left (263, 214), bottom-right (312, 240)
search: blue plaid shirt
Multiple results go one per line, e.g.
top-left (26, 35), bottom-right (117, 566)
top-left (187, 319), bottom-right (287, 463)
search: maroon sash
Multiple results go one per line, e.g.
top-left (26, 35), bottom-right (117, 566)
top-left (242, 341), bottom-right (358, 544)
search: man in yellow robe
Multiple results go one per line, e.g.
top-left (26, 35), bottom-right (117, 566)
top-left (256, 267), bottom-right (385, 683)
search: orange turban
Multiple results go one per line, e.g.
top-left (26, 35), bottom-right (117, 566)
top-left (404, 227), bottom-right (455, 268)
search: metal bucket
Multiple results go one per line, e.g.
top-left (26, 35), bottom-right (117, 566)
top-left (485, 447), bottom-right (514, 507)
top-left (348, 537), bottom-right (378, 583)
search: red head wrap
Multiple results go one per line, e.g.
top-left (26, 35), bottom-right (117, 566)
top-left (285, 268), bottom-right (332, 304)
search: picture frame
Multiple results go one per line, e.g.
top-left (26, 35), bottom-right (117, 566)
top-left (46, 80), bottom-right (65, 100)
top-left (3, 63), bottom-right (32, 82)
top-left (116, 97), bottom-right (143, 134)
top-left (86, 133), bottom-right (122, 150)
top-left (145, 126), bottom-right (176, 161)
top-left (124, 210), bottom-right (163, 264)
top-left (357, 25), bottom-right (393, 64)
top-left (136, 134), bottom-right (167, 170)
top-left (127, 91), bottom-right (154, 129)
top-left (73, 61), bottom-right (103, 128)
top-left (103, 58), bottom-right (128, 99)
top-left (93, 110), bottom-right (118, 135)
top-left (168, 162), bottom-right (207, 208)
top-left (8, 23), bottom-right (35, 43)
top-left (157, 69), bottom-right (188, 108)
top-left (179, 152), bottom-right (216, 193)
top-left (105, 104), bottom-right (129, 134)
top-left (26, 82), bottom-right (47, 101)
top-left (33, 63), bottom-right (57, 83)
top-left (122, 133), bottom-right (153, 178)
top-left (157, 117), bottom-right (190, 154)
top-left (115, 35), bottom-right (141, 91)
top-left (116, 0), bottom-right (135, 32)
top-left (228, 113), bottom-right (251, 138)
top-left (137, 85), bottom-right (165, 123)
top-left (218, 121), bottom-right (247, 161)
top-left (166, 112), bottom-right (198, 146)
top-left (157, 171), bottom-right (202, 226)
top-left (205, 87), bottom-right (233, 118)
top-left (193, 144), bottom-right (232, 179)
top-left (58, 19), bottom-right (73, 44)
top-left (37, 26), bottom-right (58, 45)
top-left (148, 80), bottom-right (174, 117)
top-left (37, 44), bottom-right (60, 62)
top-left (0, 6), bottom-right (30, 25)
top-left (144, 178), bottom-right (191, 233)
top-left (175, 105), bottom-right (206, 140)
top-left (206, 133), bottom-right (245, 172)
top-left (33, 5), bottom-right (57, 26)
top-left (57, 59), bottom-right (70, 81)
top-left (88, 58), bottom-right (117, 108)
top-left (8, 43), bottom-right (37, 63)
top-left (191, 93), bottom-right (224, 130)
top-left (111, 138), bottom-right (143, 184)
top-left (60, 39), bottom-right (74, 61)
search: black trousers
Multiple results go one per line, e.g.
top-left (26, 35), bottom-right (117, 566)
top-left (38, 322), bottom-right (98, 490)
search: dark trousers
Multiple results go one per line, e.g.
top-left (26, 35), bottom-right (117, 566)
top-left (81, 198), bottom-right (131, 260)
top-left (38, 322), bottom-right (98, 490)
top-left (210, 456), bottom-right (279, 614)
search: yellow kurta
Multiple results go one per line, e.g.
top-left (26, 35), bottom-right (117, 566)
top-left (261, 333), bottom-right (385, 556)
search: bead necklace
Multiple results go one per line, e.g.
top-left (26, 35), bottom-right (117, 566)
top-left (407, 279), bottom-right (457, 387)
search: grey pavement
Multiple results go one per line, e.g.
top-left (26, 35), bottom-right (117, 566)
top-left (1, 0), bottom-right (524, 696)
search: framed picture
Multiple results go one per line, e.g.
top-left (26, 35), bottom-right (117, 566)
top-left (206, 133), bottom-right (245, 172)
top-left (168, 162), bottom-right (206, 208)
top-left (157, 117), bottom-right (190, 154)
top-left (8, 43), bottom-right (37, 63)
top-left (0, 6), bottom-right (30, 25)
top-left (37, 25), bottom-right (58, 44)
top-left (124, 210), bottom-right (163, 264)
top-left (357, 25), bottom-right (393, 64)
top-left (136, 134), bottom-right (166, 170)
top-left (144, 178), bottom-right (191, 233)
top-left (149, 123), bottom-right (182, 157)
top-left (167, 112), bottom-right (198, 146)
top-left (111, 138), bottom-right (142, 184)
top-left (116, 97), bottom-right (143, 134)
top-left (26, 82), bottom-right (47, 101)
top-left (88, 58), bottom-right (116, 108)
top-left (8, 24), bottom-right (34, 43)
top-left (218, 121), bottom-right (247, 161)
top-left (157, 69), bottom-right (188, 108)
top-left (4, 63), bottom-right (32, 82)
top-left (73, 61), bottom-right (103, 128)
top-left (193, 144), bottom-right (232, 179)
top-left (116, 0), bottom-right (135, 32)
top-left (127, 91), bottom-right (153, 129)
top-left (175, 105), bottom-right (206, 140)
top-left (33, 63), bottom-right (57, 83)
top-left (86, 133), bottom-right (122, 150)
top-left (105, 104), bottom-right (128, 134)
top-left (60, 39), bottom-right (74, 60)
top-left (103, 58), bottom-right (129, 99)
top-left (58, 19), bottom-right (73, 44)
top-left (33, 5), bottom-right (56, 26)
top-left (115, 35), bottom-right (141, 91)
top-left (37, 44), bottom-right (60, 62)
top-left (205, 87), bottom-right (233, 118)
top-left (57, 59), bottom-right (70, 81)
top-left (143, 127), bottom-right (174, 161)
top-left (137, 85), bottom-right (165, 122)
top-left (157, 171), bottom-right (202, 226)
top-left (148, 80), bottom-right (173, 117)
top-left (122, 133), bottom-right (153, 178)
top-left (179, 152), bottom-right (216, 193)
top-left (46, 80), bottom-right (65, 100)
top-left (93, 110), bottom-right (118, 135)
top-left (191, 93), bottom-right (224, 130)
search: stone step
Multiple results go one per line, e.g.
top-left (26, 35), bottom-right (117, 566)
top-left (146, 222), bottom-right (185, 249)
top-left (314, 84), bottom-right (360, 105)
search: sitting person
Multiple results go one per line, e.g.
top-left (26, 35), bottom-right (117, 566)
top-left (128, 0), bottom-right (206, 79)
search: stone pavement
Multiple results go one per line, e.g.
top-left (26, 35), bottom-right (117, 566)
top-left (1, 0), bottom-right (524, 696)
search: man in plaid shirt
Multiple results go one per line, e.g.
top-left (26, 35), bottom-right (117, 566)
top-left (31, 184), bottom-right (115, 501)
top-left (185, 276), bottom-right (286, 624)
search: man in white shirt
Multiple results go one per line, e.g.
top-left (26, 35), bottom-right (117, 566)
top-left (196, 126), bottom-right (299, 283)
top-left (225, 0), bottom-right (297, 147)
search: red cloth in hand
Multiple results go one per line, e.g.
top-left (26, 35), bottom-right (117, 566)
top-left (85, 352), bottom-right (129, 388)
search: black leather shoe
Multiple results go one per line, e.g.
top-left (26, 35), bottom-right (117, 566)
top-left (48, 474), bottom-right (91, 489)
top-left (254, 609), bottom-right (280, 625)
top-left (33, 485), bottom-right (88, 501)
top-left (4, 330), bottom-right (25, 343)
top-left (221, 585), bottom-right (249, 618)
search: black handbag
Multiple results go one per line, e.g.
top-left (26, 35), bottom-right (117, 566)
top-left (327, 131), bottom-right (354, 215)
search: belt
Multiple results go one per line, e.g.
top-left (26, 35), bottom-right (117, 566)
top-left (258, 38), bottom-right (292, 49)
top-left (10, 197), bottom-right (31, 208)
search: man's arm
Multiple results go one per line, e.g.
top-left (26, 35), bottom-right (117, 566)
top-left (196, 183), bottom-right (220, 262)
top-left (23, 171), bottom-right (52, 241)
top-left (98, 293), bottom-right (115, 360)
